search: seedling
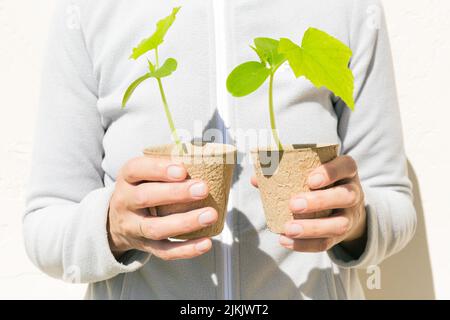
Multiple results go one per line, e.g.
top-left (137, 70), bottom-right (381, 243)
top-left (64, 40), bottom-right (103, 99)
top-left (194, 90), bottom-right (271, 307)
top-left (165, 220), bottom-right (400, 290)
top-left (122, 7), bottom-right (185, 154)
top-left (227, 28), bottom-right (355, 150)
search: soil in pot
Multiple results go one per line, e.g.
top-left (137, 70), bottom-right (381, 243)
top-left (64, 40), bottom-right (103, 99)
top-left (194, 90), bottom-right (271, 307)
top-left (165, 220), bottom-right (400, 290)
top-left (143, 142), bottom-right (237, 240)
top-left (252, 144), bottom-right (339, 234)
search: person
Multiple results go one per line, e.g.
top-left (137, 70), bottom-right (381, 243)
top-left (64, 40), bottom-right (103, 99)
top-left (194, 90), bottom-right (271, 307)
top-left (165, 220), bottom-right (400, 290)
top-left (24, 0), bottom-right (416, 299)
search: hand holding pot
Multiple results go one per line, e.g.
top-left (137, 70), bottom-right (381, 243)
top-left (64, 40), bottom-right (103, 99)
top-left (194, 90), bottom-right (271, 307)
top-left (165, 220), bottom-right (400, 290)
top-left (253, 155), bottom-right (367, 256)
top-left (108, 156), bottom-right (218, 260)
top-left (282, 156), bottom-right (367, 255)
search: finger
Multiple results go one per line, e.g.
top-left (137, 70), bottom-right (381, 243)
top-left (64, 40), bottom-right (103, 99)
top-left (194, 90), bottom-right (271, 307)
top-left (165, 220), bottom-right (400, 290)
top-left (138, 208), bottom-right (218, 240)
top-left (128, 180), bottom-right (209, 209)
top-left (251, 176), bottom-right (258, 188)
top-left (308, 155), bottom-right (358, 189)
top-left (279, 236), bottom-right (336, 253)
top-left (290, 183), bottom-right (360, 214)
top-left (121, 156), bottom-right (187, 184)
top-left (283, 213), bottom-right (351, 239)
top-left (138, 238), bottom-right (213, 260)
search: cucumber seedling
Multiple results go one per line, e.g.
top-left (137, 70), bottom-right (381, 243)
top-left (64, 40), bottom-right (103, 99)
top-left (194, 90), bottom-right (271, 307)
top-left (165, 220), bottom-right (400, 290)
top-left (122, 7), bottom-right (185, 154)
top-left (226, 28), bottom-right (355, 150)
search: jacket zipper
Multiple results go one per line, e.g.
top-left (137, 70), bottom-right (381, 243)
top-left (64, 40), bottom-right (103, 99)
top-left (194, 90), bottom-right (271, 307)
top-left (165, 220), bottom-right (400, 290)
top-left (212, 0), bottom-right (233, 300)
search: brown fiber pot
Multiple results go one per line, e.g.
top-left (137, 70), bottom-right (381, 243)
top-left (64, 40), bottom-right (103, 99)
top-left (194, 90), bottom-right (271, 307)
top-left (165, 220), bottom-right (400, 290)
top-left (252, 144), bottom-right (339, 234)
top-left (143, 143), bottom-right (237, 240)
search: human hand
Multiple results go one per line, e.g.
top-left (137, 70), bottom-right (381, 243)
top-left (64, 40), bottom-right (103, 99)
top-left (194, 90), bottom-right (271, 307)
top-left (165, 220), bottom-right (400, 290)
top-left (108, 157), bottom-right (218, 260)
top-left (252, 155), bottom-right (367, 255)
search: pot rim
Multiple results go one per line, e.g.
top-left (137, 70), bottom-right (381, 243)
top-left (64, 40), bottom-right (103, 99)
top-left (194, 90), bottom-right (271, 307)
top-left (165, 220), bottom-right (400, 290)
top-left (250, 143), bottom-right (339, 154)
top-left (143, 142), bottom-right (237, 158)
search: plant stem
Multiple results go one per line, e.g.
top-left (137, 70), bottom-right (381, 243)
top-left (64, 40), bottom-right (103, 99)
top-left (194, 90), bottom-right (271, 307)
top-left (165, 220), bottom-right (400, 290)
top-left (155, 47), bottom-right (160, 68)
top-left (268, 73), bottom-right (283, 151)
top-left (156, 78), bottom-right (184, 154)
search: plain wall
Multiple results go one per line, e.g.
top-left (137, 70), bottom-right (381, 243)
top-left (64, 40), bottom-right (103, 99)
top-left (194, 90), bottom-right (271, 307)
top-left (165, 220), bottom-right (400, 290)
top-left (0, 0), bottom-right (449, 299)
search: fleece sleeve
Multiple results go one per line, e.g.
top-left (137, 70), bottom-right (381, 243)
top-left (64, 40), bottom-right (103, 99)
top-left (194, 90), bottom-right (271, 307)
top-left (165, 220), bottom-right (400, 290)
top-left (23, 0), bottom-right (149, 283)
top-left (327, 0), bottom-right (417, 269)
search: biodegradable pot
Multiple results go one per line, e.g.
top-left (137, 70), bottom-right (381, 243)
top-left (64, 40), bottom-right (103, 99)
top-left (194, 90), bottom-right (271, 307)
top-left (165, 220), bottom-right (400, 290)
top-left (143, 143), bottom-right (237, 240)
top-left (252, 144), bottom-right (339, 234)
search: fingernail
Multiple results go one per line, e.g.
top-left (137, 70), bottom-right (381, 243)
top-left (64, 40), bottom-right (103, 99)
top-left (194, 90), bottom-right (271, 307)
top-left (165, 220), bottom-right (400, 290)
top-left (190, 182), bottom-right (208, 198)
top-left (309, 174), bottom-right (325, 188)
top-left (198, 211), bottom-right (217, 226)
top-left (292, 198), bottom-right (308, 212)
top-left (167, 165), bottom-right (185, 180)
top-left (279, 236), bottom-right (294, 246)
top-left (195, 240), bottom-right (211, 253)
top-left (286, 224), bottom-right (304, 236)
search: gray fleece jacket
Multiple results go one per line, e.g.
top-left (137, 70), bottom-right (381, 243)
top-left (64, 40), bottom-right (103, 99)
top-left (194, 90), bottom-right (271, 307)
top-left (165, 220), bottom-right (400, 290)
top-left (24, 0), bottom-right (416, 299)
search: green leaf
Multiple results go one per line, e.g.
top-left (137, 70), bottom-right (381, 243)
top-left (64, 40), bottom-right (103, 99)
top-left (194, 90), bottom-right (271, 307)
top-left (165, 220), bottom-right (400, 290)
top-left (254, 37), bottom-right (286, 67)
top-left (122, 73), bottom-right (151, 108)
top-left (226, 61), bottom-right (271, 97)
top-left (147, 59), bottom-right (156, 73)
top-left (279, 28), bottom-right (355, 110)
top-left (122, 59), bottom-right (177, 108)
top-left (149, 58), bottom-right (178, 78)
top-left (250, 45), bottom-right (268, 65)
top-left (130, 7), bottom-right (181, 60)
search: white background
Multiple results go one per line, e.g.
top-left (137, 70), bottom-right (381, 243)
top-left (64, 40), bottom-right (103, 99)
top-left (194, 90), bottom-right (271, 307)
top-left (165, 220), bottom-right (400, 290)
top-left (0, 0), bottom-right (449, 299)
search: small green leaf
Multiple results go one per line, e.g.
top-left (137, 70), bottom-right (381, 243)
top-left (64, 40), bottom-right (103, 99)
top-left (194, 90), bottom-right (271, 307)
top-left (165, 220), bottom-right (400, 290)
top-left (130, 7), bottom-right (181, 60)
top-left (226, 61), bottom-right (271, 97)
top-left (279, 28), bottom-right (355, 110)
top-left (250, 45), bottom-right (268, 65)
top-left (254, 37), bottom-right (286, 67)
top-left (147, 59), bottom-right (156, 73)
top-left (149, 58), bottom-right (178, 78)
top-left (122, 73), bottom-right (151, 108)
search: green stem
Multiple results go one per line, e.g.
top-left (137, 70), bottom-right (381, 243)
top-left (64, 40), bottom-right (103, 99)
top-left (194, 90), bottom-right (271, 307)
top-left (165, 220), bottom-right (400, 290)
top-left (155, 47), bottom-right (160, 68)
top-left (156, 78), bottom-right (184, 154)
top-left (268, 73), bottom-right (283, 151)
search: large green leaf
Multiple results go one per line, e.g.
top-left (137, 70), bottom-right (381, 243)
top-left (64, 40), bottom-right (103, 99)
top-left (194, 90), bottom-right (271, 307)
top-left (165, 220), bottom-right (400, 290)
top-left (279, 28), bottom-right (355, 110)
top-left (253, 37), bottom-right (286, 67)
top-left (148, 58), bottom-right (178, 78)
top-left (122, 73), bottom-right (151, 108)
top-left (226, 61), bottom-right (271, 97)
top-left (130, 7), bottom-right (181, 60)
